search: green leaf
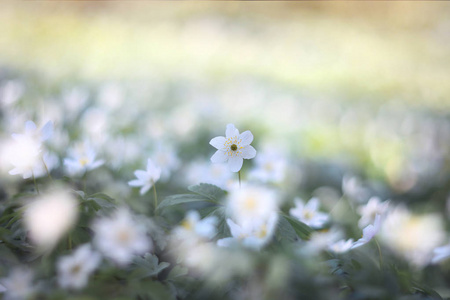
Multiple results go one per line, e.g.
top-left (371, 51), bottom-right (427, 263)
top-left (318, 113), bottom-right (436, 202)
top-left (281, 214), bottom-right (313, 240)
top-left (166, 265), bottom-right (189, 281)
top-left (275, 214), bottom-right (298, 243)
top-left (157, 194), bottom-right (218, 212)
top-left (87, 193), bottom-right (116, 203)
top-left (187, 183), bottom-right (225, 202)
top-left (130, 253), bottom-right (170, 279)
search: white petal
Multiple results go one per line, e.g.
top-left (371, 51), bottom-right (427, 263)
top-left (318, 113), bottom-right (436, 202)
top-left (226, 124), bottom-right (239, 138)
top-left (211, 150), bottom-right (228, 163)
top-left (226, 219), bottom-right (242, 238)
top-left (140, 184), bottom-right (152, 195)
top-left (241, 145), bottom-right (256, 159)
top-left (134, 170), bottom-right (148, 180)
top-left (25, 120), bottom-right (37, 133)
top-left (128, 179), bottom-right (143, 187)
top-left (40, 121), bottom-right (54, 141)
top-left (217, 237), bottom-right (234, 247)
top-left (209, 136), bottom-right (227, 150)
top-left (306, 198), bottom-right (319, 211)
top-left (239, 131), bottom-right (253, 146)
top-left (228, 156), bottom-right (243, 172)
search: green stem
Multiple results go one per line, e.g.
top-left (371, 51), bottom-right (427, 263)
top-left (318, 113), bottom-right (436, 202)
top-left (32, 171), bottom-right (40, 194)
top-left (42, 157), bottom-right (52, 181)
top-left (238, 171), bottom-right (241, 188)
top-left (82, 171), bottom-right (87, 193)
top-left (153, 181), bottom-right (158, 216)
top-left (375, 238), bottom-right (383, 268)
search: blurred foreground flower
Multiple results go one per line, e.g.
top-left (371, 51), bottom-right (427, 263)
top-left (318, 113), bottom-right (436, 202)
top-left (0, 268), bottom-right (34, 300)
top-left (11, 120), bottom-right (53, 144)
top-left (431, 243), bottom-right (450, 264)
top-left (328, 238), bottom-right (354, 254)
top-left (210, 123), bottom-right (256, 172)
top-left (352, 214), bottom-right (381, 249)
top-left (2, 136), bottom-right (41, 179)
top-left (57, 244), bottom-right (101, 290)
top-left (357, 197), bottom-right (389, 228)
top-left (23, 189), bottom-right (78, 251)
top-left (290, 197), bottom-right (329, 229)
top-left (64, 140), bottom-right (104, 176)
top-left (173, 210), bottom-right (217, 240)
top-left (92, 208), bottom-right (152, 266)
top-left (128, 158), bottom-right (161, 195)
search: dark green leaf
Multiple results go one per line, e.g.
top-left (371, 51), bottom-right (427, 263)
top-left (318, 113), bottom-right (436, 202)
top-left (187, 183), bottom-right (225, 203)
top-left (157, 194), bottom-right (218, 212)
top-left (281, 214), bottom-right (313, 240)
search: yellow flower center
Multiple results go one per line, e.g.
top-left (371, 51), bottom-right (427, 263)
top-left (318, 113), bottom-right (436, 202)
top-left (243, 197), bottom-right (257, 211)
top-left (181, 219), bottom-right (193, 231)
top-left (79, 157), bottom-right (89, 167)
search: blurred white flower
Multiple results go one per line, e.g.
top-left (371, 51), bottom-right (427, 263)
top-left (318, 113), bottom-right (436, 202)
top-left (357, 197), bottom-right (389, 228)
top-left (128, 158), bottom-right (161, 195)
top-left (11, 120), bottom-right (53, 143)
top-left (2, 136), bottom-right (41, 179)
top-left (431, 243), bottom-right (450, 264)
top-left (152, 143), bottom-right (180, 181)
top-left (31, 151), bottom-right (59, 179)
top-left (342, 175), bottom-right (370, 203)
top-left (380, 206), bottom-right (446, 267)
top-left (92, 208), bottom-right (152, 266)
top-left (352, 214), bottom-right (381, 249)
top-left (329, 238), bottom-right (354, 254)
top-left (210, 123), bottom-right (256, 172)
top-left (0, 268), bottom-right (34, 300)
top-left (184, 160), bottom-right (234, 190)
top-left (0, 80), bottom-right (24, 107)
top-left (289, 197), bottom-right (329, 229)
top-left (57, 244), bottom-right (101, 290)
top-left (23, 189), bottom-right (78, 250)
top-left (173, 210), bottom-right (217, 240)
top-left (217, 213), bottom-right (278, 250)
top-left (248, 149), bottom-right (287, 184)
top-left (303, 228), bottom-right (343, 254)
top-left (64, 140), bottom-right (104, 176)
top-left (227, 185), bottom-right (278, 230)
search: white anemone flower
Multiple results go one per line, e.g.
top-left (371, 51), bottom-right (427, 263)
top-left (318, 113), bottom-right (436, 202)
top-left (329, 238), bottom-right (354, 254)
top-left (184, 160), bottom-right (234, 190)
top-left (128, 158), bottom-right (161, 195)
top-left (92, 208), bottom-right (152, 266)
top-left (357, 197), bottom-right (390, 228)
top-left (173, 210), bottom-right (218, 240)
top-left (431, 243), bottom-right (450, 264)
top-left (248, 149), bottom-right (287, 184)
top-left (2, 136), bottom-right (41, 179)
top-left (352, 214), bottom-right (381, 249)
top-left (11, 120), bottom-right (53, 143)
top-left (23, 189), bottom-right (79, 251)
top-left (289, 197), bottom-right (329, 228)
top-left (64, 140), bottom-right (104, 176)
top-left (0, 268), bottom-right (34, 300)
top-left (227, 186), bottom-right (278, 230)
top-left (57, 244), bottom-right (101, 290)
top-left (217, 213), bottom-right (278, 250)
top-left (210, 124), bottom-right (256, 172)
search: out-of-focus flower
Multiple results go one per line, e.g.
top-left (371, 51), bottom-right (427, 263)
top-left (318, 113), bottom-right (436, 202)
top-left (329, 238), bottom-right (354, 254)
top-left (357, 197), bottom-right (389, 228)
top-left (152, 143), bottom-right (180, 181)
top-left (431, 243), bottom-right (450, 264)
top-left (227, 186), bottom-right (278, 230)
top-left (57, 244), bottom-right (101, 290)
top-left (23, 189), bottom-right (78, 250)
top-left (32, 151), bottom-right (59, 179)
top-left (173, 210), bottom-right (217, 240)
top-left (0, 80), bottom-right (24, 107)
top-left (184, 160), bottom-right (234, 190)
top-left (217, 213), bottom-right (278, 250)
top-left (210, 123), bottom-right (256, 172)
top-left (302, 228), bottom-right (343, 254)
top-left (0, 268), bottom-right (34, 300)
top-left (2, 136), bottom-right (41, 179)
top-left (248, 149), bottom-right (287, 184)
top-left (289, 197), bottom-right (329, 229)
top-left (64, 140), bottom-right (104, 176)
top-left (128, 158), bottom-right (161, 195)
top-left (342, 175), bottom-right (370, 203)
top-left (352, 214), bottom-right (381, 249)
top-left (380, 206), bottom-right (445, 267)
top-left (92, 208), bottom-right (151, 266)
top-left (11, 120), bottom-right (53, 143)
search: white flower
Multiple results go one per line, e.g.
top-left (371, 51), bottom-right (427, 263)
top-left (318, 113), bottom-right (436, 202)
top-left (128, 158), bottom-right (161, 195)
top-left (0, 268), bottom-right (34, 300)
top-left (217, 213), bottom-right (278, 250)
top-left (357, 197), bottom-right (389, 228)
top-left (210, 123), bottom-right (256, 172)
top-left (31, 151), bottom-right (59, 179)
top-left (184, 160), bottom-right (234, 190)
top-left (248, 149), bottom-right (287, 184)
top-left (380, 206), bottom-right (445, 267)
top-left (11, 120), bottom-right (53, 143)
top-left (173, 210), bottom-right (217, 240)
top-left (289, 197), bottom-right (329, 228)
top-left (342, 175), bottom-right (370, 203)
top-left (92, 208), bottom-right (152, 266)
top-left (352, 214), bottom-right (381, 249)
top-left (431, 243), bottom-right (450, 264)
top-left (64, 140), bottom-right (104, 176)
top-left (302, 228), bottom-right (343, 254)
top-left (23, 189), bottom-right (79, 250)
top-left (329, 238), bottom-right (354, 254)
top-left (2, 136), bottom-right (41, 179)
top-left (152, 143), bottom-right (180, 181)
top-left (227, 185), bottom-right (278, 230)
top-left (57, 244), bottom-right (101, 290)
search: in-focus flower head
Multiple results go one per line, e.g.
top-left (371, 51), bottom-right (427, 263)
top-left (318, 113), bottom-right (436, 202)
top-left (92, 207), bottom-right (152, 266)
top-left (210, 123), bottom-right (256, 172)
top-left (64, 140), bottom-right (104, 176)
top-left (289, 197), bottom-right (329, 229)
top-left (128, 158), bottom-right (161, 195)
top-left (23, 189), bottom-right (79, 251)
top-left (57, 244), bottom-right (101, 290)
